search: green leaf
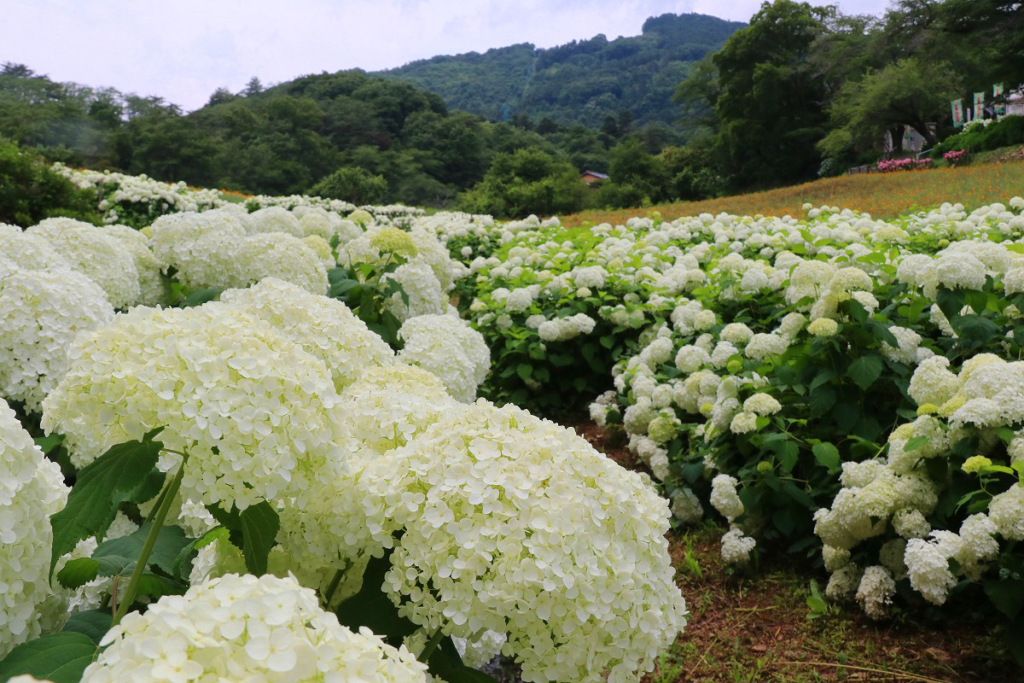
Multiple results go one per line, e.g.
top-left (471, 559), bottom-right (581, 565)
top-left (93, 523), bottom-right (191, 576)
top-left (439, 669), bottom-right (500, 683)
top-left (0, 632), bottom-right (97, 683)
top-left (808, 386), bottom-right (837, 417)
top-left (239, 502), bottom-right (280, 576)
top-left (996, 427), bottom-right (1017, 445)
top-left (34, 434), bottom-right (65, 456)
top-left (516, 363), bottom-right (533, 381)
top-left (61, 610), bottom-right (111, 645)
top-left (810, 368), bottom-right (837, 390)
top-left (811, 442), bottom-right (840, 472)
top-left (847, 355), bottom-right (883, 391)
top-left (867, 322), bottom-right (899, 348)
top-left (903, 435), bottom-right (931, 452)
top-left (56, 558), bottom-right (100, 590)
top-left (984, 579), bottom-right (1024, 620)
top-left (774, 440), bottom-right (799, 473)
top-left (336, 550), bottom-right (420, 645)
top-left (952, 314), bottom-right (1000, 350)
top-left (180, 287), bottom-right (224, 308)
top-left (49, 431), bottom-right (164, 578)
top-left (780, 481), bottom-right (816, 509)
top-left (936, 287), bottom-right (964, 322)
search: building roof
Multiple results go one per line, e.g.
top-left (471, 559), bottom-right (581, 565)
top-left (581, 170), bottom-right (609, 179)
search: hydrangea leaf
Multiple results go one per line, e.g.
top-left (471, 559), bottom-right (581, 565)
top-left (0, 632), bottom-right (97, 683)
top-left (847, 354), bottom-right (883, 390)
top-left (811, 442), bottom-right (840, 472)
top-left (49, 430), bottom-right (164, 578)
top-left (92, 522), bottom-right (191, 576)
top-left (61, 610), bottom-right (112, 645)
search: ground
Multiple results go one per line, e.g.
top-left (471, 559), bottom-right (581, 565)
top-left (566, 420), bottom-right (1019, 683)
top-left (562, 155), bottom-right (1024, 227)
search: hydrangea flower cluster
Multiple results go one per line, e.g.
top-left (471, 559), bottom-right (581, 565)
top-left (0, 398), bottom-right (69, 657)
top-left (361, 401), bottom-right (688, 683)
top-left (41, 304), bottom-right (346, 510)
top-left (82, 574), bottom-right (427, 683)
top-left (220, 278), bottom-right (394, 391)
top-left (397, 314), bottom-right (490, 402)
top-left (27, 218), bottom-right (141, 308)
top-left (0, 266), bottom-right (114, 411)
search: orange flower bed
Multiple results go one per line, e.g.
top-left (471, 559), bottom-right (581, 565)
top-left (562, 161), bottom-right (1024, 226)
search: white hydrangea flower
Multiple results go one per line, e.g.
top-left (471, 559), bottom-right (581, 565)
top-left (855, 566), bottom-right (896, 620)
top-left (383, 259), bottom-right (447, 322)
top-left (236, 232), bottom-right (329, 294)
top-left (537, 314), bottom-right (597, 342)
top-left (82, 574), bottom-right (427, 683)
top-left (248, 206), bottom-right (304, 236)
top-left (453, 630), bottom-right (508, 669)
top-left (822, 546), bottom-right (851, 572)
top-left (0, 269), bottom-right (114, 411)
top-left (720, 527), bottom-right (756, 565)
top-left (670, 487), bottom-right (704, 524)
top-left (825, 563), bottom-right (861, 602)
top-left (710, 474), bottom-right (744, 522)
top-left (150, 210), bottom-right (247, 290)
top-left (988, 485), bottom-right (1024, 541)
top-left (41, 304), bottom-right (346, 511)
top-left (221, 278), bottom-right (394, 392)
top-left (397, 315), bottom-right (490, 403)
top-left (743, 393), bottom-right (781, 416)
top-left (905, 531), bottom-right (961, 605)
top-left (0, 223), bottom-right (71, 271)
top-left (744, 333), bottom-right (787, 360)
top-left (0, 398), bottom-right (70, 657)
top-left (807, 318), bottom-right (838, 337)
top-left (102, 224), bottom-right (169, 306)
top-left (361, 401), bottom-right (688, 683)
top-left (892, 508), bottom-right (931, 540)
top-left (28, 218), bottom-right (141, 308)
top-left (908, 356), bottom-right (961, 407)
top-left (298, 211), bottom-right (334, 240)
top-left (675, 345), bottom-right (711, 373)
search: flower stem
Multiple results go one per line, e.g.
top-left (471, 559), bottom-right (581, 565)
top-left (323, 566), bottom-right (345, 607)
top-left (112, 453), bottom-right (188, 627)
top-left (419, 627), bottom-right (445, 664)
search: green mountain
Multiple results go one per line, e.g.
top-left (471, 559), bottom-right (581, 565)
top-left (374, 13), bottom-right (745, 128)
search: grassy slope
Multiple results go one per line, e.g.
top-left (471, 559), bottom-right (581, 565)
top-left (562, 160), bottom-right (1024, 227)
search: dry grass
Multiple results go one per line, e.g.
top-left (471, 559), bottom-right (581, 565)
top-left (562, 159), bottom-right (1024, 227)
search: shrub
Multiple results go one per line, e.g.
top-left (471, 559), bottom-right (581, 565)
top-left (0, 139), bottom-right (98, 226)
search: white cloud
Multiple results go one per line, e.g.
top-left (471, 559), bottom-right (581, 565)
top-left (3, 0), bottom-right (893, 111)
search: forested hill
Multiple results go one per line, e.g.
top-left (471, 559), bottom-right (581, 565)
top-left (374, 13), bottom-right (745, 128)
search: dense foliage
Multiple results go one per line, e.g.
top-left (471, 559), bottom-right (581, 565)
top-left (376, 13), bottom-right (744, 128)
top-left (675, 0), bottom-right (1023, 191)
top-left (933, 116), bottom-right (1024, 158)
top-left (0, 139), bottom-right (98, 226)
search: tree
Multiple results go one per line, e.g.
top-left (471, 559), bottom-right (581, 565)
top-left (459, 148), bottom-right (586, 218)
top-left (607, 137), bottom-right (667, 203)
top-left (309, 167), bottom-right (387, 204)
top-left (939, 0), bottom-right (1024, 89)
top-left (711, 0), bottom-right (831, 187)
top-left (818, 57), bottom-right (961, 161)
top-left (242, 77), bottom-right (263, 97)
top-left (206, 87), bottom-right (238, 108)
top-left (1, 62), bottom-right (36, 78)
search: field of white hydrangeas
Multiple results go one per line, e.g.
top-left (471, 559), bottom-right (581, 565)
top-left (0, 165), bottom-right (1022, 681)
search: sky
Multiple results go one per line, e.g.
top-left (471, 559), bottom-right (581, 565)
top-left (4, 0), bottom-right (891, 111)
